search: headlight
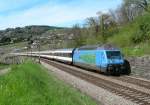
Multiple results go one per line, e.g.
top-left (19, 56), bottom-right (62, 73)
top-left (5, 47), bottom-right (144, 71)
top-left (108, 65), bottom-right (113, 70)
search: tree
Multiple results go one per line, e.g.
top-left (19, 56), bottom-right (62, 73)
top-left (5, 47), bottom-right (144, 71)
top-left (115, 5), bottom-right (129, 24)
top-left (86, 17), bottom-right (99, 34)
top-left (124, 0), bottom-right (149, 12)
top-left (0, 36), bottom-right (11, 43)
top-left (71, 24), bottom-right (84, 47)
top-left (116, 0), bottom-right (149, 22)
top-left (97, 12), bottom-right (118, 38)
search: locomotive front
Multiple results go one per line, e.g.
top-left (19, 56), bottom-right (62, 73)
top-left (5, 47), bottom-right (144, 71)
top-left (106, 50), bottom-right (131, 75)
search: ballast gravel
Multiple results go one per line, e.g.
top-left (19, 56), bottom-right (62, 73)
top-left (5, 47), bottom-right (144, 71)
top-left (41, 61), bottom-right (137, 105)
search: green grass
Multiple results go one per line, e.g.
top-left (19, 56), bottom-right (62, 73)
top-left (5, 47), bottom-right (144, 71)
top-left (0, 61), bottom-right (97, 105)
top-left (121, 42), bottom-right (150, 56)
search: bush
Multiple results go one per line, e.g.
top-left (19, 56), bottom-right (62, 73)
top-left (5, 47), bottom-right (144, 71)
top-left (0, 36), bottom-right (11, 44)
top-left (132, 23), bottom-right (150, 43)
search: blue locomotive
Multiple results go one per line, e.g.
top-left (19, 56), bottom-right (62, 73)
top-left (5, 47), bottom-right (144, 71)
top-left (27, 44), bottom-right (131, 75)
top-left (73, 44), bottom-right (131, 75)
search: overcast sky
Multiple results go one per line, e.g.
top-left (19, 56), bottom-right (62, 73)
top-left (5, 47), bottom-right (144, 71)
top-left (0, 0), bottom-right (123, 30)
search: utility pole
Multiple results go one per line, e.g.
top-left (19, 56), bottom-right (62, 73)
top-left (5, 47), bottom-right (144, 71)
top-left (97, 12), bottom-right (105, 40)
top-left (30, 45), bottom-right (32, 60)
top-left (37, 41), bottom-right (41, 63)
top-left (101, 15), bottom-right (104, 37)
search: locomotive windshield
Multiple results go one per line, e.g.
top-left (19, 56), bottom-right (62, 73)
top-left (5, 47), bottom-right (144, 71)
top-left (106, 51), bottom-right (121, 59)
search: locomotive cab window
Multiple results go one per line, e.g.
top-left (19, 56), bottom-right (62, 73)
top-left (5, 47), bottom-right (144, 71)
top-left (106, 51), bottom-right (121, 59)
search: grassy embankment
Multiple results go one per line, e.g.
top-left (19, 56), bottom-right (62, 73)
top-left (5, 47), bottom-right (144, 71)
top-left (107, 13), bottom-right (150, 57)
top-left (0, 61), bottom-right (97, 105)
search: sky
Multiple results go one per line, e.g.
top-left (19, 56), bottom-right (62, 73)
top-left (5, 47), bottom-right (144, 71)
top-left (0, 0), bottom-right (123, 30)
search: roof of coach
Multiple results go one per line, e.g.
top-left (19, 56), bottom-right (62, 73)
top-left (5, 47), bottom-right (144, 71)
top-left (40, 50), bottom-right (54, 53)
top-left (55, 48), bottom-right (74, 51)
top-left (32, 50), bottom-right (53, 54)
top-left (54, 48), bottom-right (74, 53)
top-left (78, 44), bottom-right (120, 51)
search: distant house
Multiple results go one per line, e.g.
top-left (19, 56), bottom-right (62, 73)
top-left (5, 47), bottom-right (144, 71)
top-left (12, 48), bottom-right (21, 53)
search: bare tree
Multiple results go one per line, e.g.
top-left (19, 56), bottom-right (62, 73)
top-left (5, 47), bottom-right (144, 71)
top-left (115, 4), bottom-right (130, 24)
top-left (122, 0), bottom-right (149, 21)
top-left (86, 17), bottom-right (99, 34)
top-left (124, 0), bottom-right (149, 12)
top-left (115, 0), bottom-right (146, 23)
top-left (71, 24), bottom-right (84, 47)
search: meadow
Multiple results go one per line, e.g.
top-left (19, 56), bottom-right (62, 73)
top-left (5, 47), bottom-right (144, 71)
top-left (0, 61), bottom-right (97, 105)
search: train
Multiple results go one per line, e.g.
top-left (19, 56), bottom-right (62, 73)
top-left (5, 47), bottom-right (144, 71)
top-left (16, 44), bottom-right (131, 75)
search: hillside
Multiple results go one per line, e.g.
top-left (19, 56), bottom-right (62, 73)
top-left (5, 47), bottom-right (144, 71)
top-left (1, 14), bottom-right (150, 57)
top-left (0, 25), bottom-right (65, 45)
top-left (107, 13), bottom-right (150, 56)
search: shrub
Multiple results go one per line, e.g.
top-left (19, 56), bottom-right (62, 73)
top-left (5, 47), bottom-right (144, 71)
top-left (132, 23), bottom-right (150, 43)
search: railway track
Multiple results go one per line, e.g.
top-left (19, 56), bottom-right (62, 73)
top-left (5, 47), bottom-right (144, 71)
top-left (42, 58), bottom-right (150, 105)
top-left (112, 76), bottom-right (150, 90)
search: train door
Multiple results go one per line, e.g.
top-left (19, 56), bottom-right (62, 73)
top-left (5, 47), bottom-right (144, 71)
top-left (96, 51), bottom-right (102, 71)
top-left (100, 51), bottom-right (107, 72)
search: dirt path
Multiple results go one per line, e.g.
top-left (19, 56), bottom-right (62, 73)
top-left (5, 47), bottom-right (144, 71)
top-left (0, 68), bottom-right (10, 76)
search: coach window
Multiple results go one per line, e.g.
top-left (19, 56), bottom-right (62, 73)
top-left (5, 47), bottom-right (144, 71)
top-left (63, 53), bottom-right (65, 57)
top-left (66, 53), bottom-right (71, 58)
top-left (63, 53), bottom-right (66, 57)
top-left (65, 53), bottom-right (67, 57)
top-left (68, 53), bottom-right (71, 57)
top-left (70, 53), bottom-right (72, 57)
top-left (66, 53), bottom-right (68, 57)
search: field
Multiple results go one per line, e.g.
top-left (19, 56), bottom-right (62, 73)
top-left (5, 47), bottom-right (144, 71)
top-left (0, 61), bottom-right (97, 105)
top-left (0, 42), bottom-right (28, 52)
